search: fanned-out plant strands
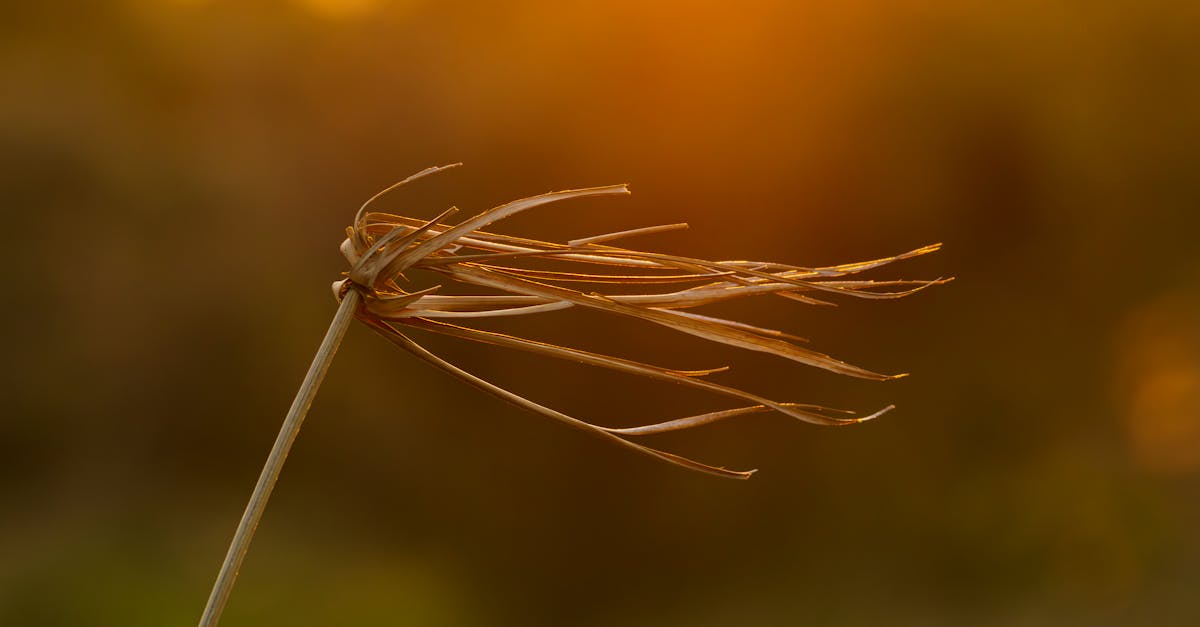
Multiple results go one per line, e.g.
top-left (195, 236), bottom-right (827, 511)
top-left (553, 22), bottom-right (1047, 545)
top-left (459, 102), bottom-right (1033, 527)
top-left (198, 164), bottom-right (947, 627)
top-left (358, 316), bottom-right (756, 480)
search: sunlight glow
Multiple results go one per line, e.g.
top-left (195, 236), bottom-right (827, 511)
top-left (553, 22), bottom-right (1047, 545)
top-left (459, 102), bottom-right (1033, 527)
top-left (299, 0), bottom-right (387, 18)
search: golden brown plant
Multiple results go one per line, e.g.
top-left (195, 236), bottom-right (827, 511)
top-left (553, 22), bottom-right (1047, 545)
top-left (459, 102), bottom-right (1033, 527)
top-left (340, 163), bottom-right (947, 479)
top-left (199, 163), bottom-right (947, 626)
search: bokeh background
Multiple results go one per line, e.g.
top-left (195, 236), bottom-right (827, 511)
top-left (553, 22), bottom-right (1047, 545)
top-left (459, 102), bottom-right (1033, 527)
top-left (3, 1), bottom-right (1200, 625)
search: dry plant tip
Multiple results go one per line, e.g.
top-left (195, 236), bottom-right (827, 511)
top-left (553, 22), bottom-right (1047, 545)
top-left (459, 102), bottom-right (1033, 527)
top-left (199, 163), bottom-right (947, 627)
top-left (341, 164), bottom-right (947, 479)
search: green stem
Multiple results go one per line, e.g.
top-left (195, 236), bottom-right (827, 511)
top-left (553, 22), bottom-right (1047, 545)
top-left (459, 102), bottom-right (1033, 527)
top-left (199, 289), bottom-right (360, 627)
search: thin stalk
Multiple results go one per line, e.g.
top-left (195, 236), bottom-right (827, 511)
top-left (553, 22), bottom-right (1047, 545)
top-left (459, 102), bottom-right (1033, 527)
top-left (198, 289), bottom-right (361, 627)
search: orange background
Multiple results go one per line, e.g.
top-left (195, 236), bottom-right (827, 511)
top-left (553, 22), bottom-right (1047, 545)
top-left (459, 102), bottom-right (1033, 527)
top-left (3, 1), bottom-right (1200, 625)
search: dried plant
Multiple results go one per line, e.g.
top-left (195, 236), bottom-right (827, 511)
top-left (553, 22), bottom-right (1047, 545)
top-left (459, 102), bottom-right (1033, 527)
top-left (199, 163), bottom-right (947, 625)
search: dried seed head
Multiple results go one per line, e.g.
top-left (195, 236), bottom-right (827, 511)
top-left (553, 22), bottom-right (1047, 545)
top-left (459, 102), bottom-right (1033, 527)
top-left (340, 164), bottom-right (949, 478)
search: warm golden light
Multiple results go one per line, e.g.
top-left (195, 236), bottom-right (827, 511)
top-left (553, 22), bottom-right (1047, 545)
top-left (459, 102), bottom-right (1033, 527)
top-left (8, 0), bottom-right (1200, 624)
top-left (1116, 293), bottom-right (1200, 474)
top-left (298, 0), bottom-right (388, 19)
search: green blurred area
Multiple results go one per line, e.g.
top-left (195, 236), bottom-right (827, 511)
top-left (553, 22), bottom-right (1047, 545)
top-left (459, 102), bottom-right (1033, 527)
top-left (3, 1), bottom-right (1200, 625)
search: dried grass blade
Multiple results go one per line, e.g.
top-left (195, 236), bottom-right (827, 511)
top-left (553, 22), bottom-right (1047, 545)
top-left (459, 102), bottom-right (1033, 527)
top-left (401, 295), bottom-right (551, 310)
top-left (564, 248), bottom-right (926, 302)
top-left (361, 285), bottom-right (444, 316)
top-left (388, 185), bottom-right (630, 273)
top-left (480, 265), bottom-right (733, 284)
top-left (350, 206), bottom-right (460, 286)
top-left (601, 406), bottom-right (777, 435)
top-left (405, 302), bottom-right (574, 319)
top-left (415, 248), bottom-right (600, 267)
top-left (396, 317), bottom-right (727, 377)
top-left (608, 404), bottom-right (895, 436)
top-left (812, 278), bottom-right (954, 298)
top-left (657, 309), bottom-right (809, 343)
top-left (743, 243), bottom-right (945, 278)
top-left (352, 163), bottom-right (462, 250)
top-left (442, 265), bottom-right (899, 380)
top-left (362, 222), bottom-right (678, 269)
top-left (568, 223), bottom-right (689, 246)
top-left (358, 316), bottom-right (754, 479)
top-left (394, 317), bottom-right (881, 425)
top-left (775, 292), bottom-right (839, 306)
top-left (373, 206), bottom-right (464, 279)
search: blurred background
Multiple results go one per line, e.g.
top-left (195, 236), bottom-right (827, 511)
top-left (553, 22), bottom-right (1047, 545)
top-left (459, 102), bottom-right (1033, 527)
top-left (3, 1), bottom-right (1199, 625)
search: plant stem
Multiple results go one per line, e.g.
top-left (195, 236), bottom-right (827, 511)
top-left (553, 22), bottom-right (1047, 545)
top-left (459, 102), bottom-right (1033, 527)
top-left (199, 289), bottom-right (360, 627)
